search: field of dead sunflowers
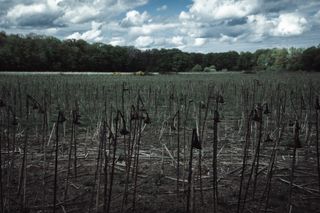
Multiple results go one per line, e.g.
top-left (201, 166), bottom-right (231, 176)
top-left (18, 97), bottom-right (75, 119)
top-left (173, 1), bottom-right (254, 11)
top-left (0, 72), bottom-right (320, 213)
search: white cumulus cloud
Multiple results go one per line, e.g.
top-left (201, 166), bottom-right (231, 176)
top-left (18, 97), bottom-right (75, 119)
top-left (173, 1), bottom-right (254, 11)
top-left (135, 36), bottom-right (155, 48)
top-left (157, 5), bottom-right (168, 12)
top-left (109, 37), bottom-right (126, 46)
top-left (129, 23), bottom-right (177, 36)
top-left (171, 36), bottom-right (185, 46)
top-left (7, 4), bottom-right (46, 20)
top-left (219, 34), bottom-right (240, 43)
top-left (3, 0), bottom-right (150, 27)
top-left (316, 10), bottom-right (320, 19)
top-left (6, 0), bottom-right (62, 26)
top-left (182, 0), bottom-right (259, 21)
top-left (66, 21), bottom-right (103, 42)
top-left (247, 13), bottom-right (308, 41)
top-left (61, 5), bottom-right (100, 24)
top-left (272, 13), bottom-right (308, 36)
top-left (194, 38), bottom-right (207, 46)
top-left (121, 10), bottom-right (150, 27)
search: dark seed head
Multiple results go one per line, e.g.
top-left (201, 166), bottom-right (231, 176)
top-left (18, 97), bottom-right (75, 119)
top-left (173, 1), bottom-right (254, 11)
top-left (265, 134), bottom-right (273, 142)
top-left (170, 94), bottom-right (174, 100)
top-left (214, 110), bottom-right (220, 122)
top-left (255, 79), bottom-right (262, 86)
top-left (295, 138), bottom-right (302, 148)
top-left (58, 111), bottom-right (66, 123)
top-left (32, 103), bottom-right (39, 110)
top-left (108, 132), bottom-right (114, 140)
top-left (294, 120), bottom-right (300, 130)
top-left (144, 115), bottom-right (151, 124)
top-left (192, 129), bottom-right (201, 150)
top-left (140, 108), bottom-right (147, 112)
top-left (264, 103), bottom-right (271, 115)
top-left (117, 154), bottom-right (125, 162)
top-left (218, 95), bottom-right (224, 104)
top-left (288, 120), bottom-right (294, 127)
top-left (120, 127), bottom-right (130, 135)
top-left (12, 117), bottom-right (18, 126)
top-left (72, 110), bottom-right (81, 125)
top-left (294, 121), bottom-right (302, 148)
top-left (315, 96), bottom-right (320, 110)
top-left (131, 112), bottom-right (140, 121)
top-left (252, 109), bottom-right (260, 122)
top-left (38, 107), bottom-right (45, 114)
top-left (170, 124), bottom-right (176, 131)
top-left (200, 101), bottom-right (206, 109)
top-left (0, 99), bottom-right (6, 108)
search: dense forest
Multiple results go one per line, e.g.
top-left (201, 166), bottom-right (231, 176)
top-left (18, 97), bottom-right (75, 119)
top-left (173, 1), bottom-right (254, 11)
top-left (0, 32), bottom-right (319, 72)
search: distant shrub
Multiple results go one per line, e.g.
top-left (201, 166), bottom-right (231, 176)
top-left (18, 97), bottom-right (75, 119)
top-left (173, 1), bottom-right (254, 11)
top-left (242, 70), bottom-right (257, 74)
top-left (203, 65), bottom-right (216, 72)
top-left (134, 71), bottom-right (145, 76)
top-left (191, 64), bottom-right (202, 72)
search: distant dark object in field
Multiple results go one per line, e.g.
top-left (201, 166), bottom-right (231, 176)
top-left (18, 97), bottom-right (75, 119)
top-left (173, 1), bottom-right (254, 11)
top-left (254, 79), bottom-right (262, 86)
top-left (242, 70), bottom-right (257, 74)
top-left (192, 128), bottom-right (201, 150)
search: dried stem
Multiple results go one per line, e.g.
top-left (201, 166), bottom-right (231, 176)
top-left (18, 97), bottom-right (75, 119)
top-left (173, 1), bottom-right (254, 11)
top-left (237, 111), bottom-right (252, 213)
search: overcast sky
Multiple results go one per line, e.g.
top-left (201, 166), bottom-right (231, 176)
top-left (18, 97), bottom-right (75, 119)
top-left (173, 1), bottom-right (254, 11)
top-left (0, 0), bottom-right (319, 52)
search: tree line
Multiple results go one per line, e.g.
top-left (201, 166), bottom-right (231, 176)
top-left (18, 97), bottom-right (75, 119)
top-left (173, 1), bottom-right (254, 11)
top-left (0, 32), bottom-right (319, 72)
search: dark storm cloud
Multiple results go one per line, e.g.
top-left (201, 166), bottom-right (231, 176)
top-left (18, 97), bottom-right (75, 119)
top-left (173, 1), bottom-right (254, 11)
top-left (15, 14), bottom-right (64, 27)
top-left (259, 0), bottom-right (297, 13)
top-left (226, 17), bottom-right (248, 26)
top-left (0, 0), bottom-right (33, 15)
top-left (260, 0), bottom-right (320, 15)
